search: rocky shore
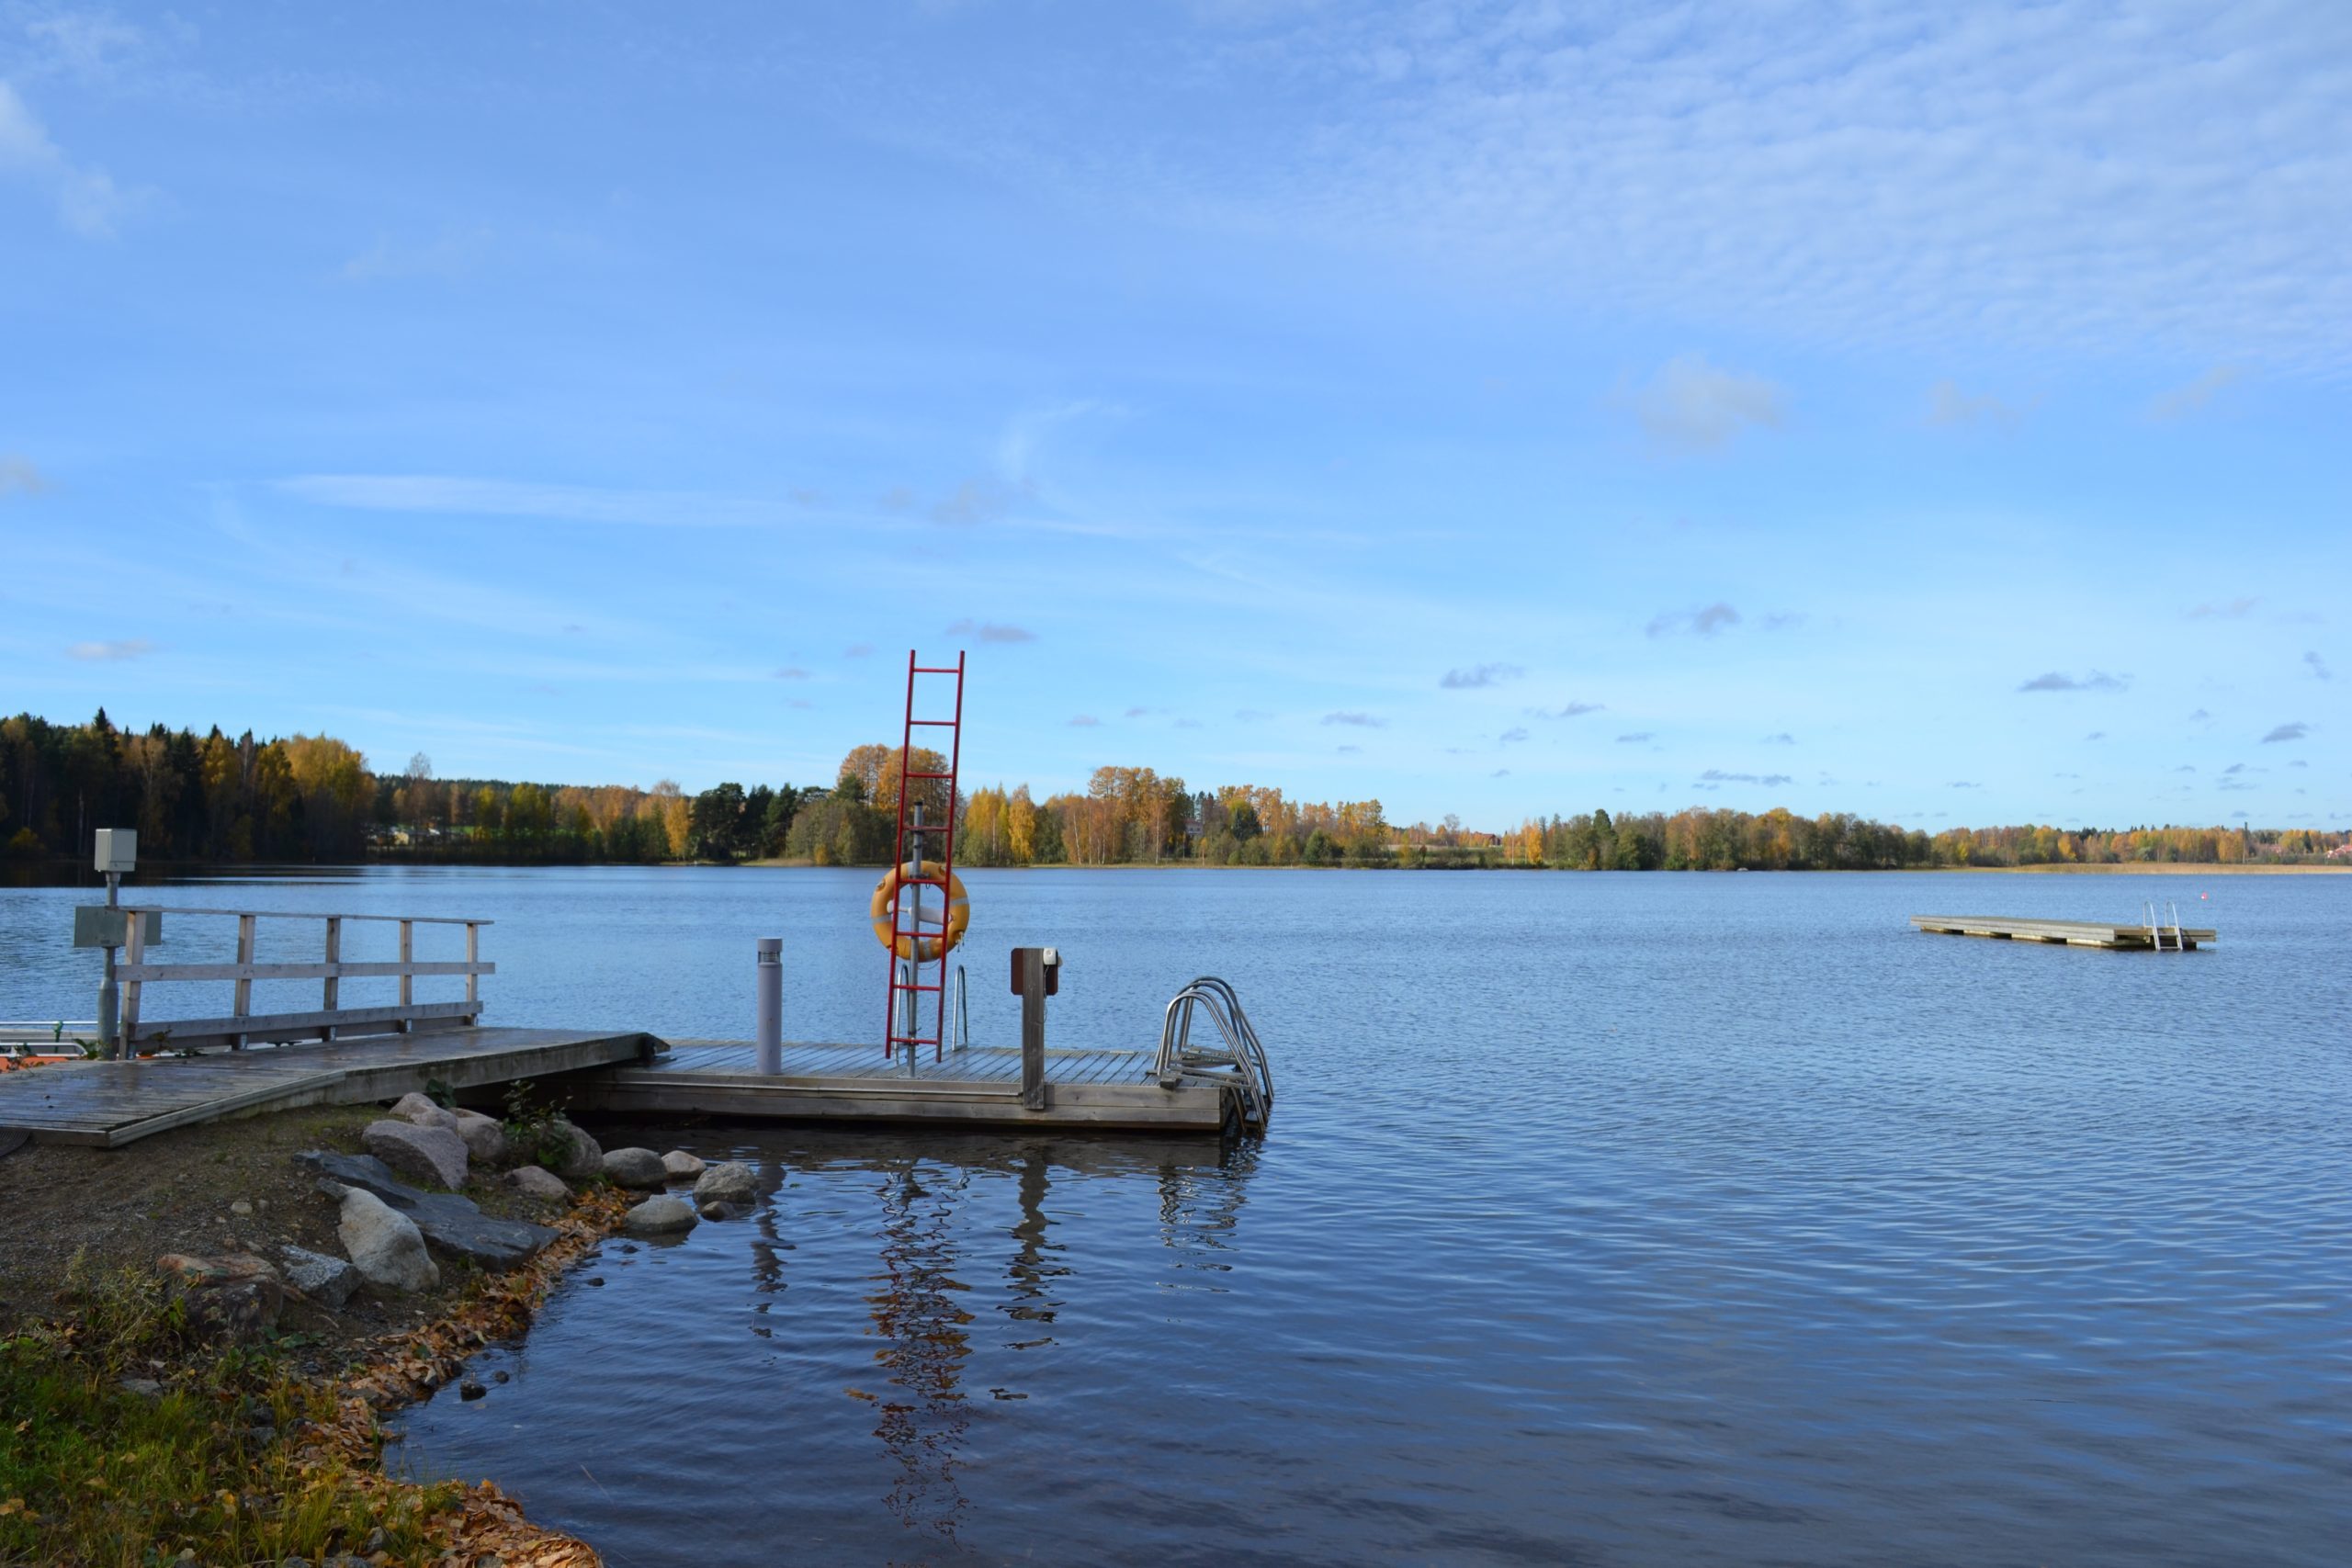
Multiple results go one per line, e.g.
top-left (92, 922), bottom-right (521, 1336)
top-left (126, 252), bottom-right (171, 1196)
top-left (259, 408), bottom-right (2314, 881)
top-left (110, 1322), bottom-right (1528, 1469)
top-left (0, 1091), bottom-right (758, 1565)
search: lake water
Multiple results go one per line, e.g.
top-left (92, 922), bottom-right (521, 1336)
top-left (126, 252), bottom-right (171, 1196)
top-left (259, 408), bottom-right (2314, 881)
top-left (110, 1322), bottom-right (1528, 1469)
top-left (4, 867), bottom-right (2347, 1565)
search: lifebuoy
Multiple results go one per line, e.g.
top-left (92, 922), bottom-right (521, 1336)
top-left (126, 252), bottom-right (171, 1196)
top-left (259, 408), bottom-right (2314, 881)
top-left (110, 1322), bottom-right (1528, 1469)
top-left (869, 860), bottom-right (971, 962)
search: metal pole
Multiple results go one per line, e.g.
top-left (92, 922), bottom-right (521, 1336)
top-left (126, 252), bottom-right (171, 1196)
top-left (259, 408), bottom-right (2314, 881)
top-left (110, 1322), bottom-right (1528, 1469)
top-left (755, 937), bottom-right (782, 1075)
top-left (905, 803), bottom-right (923, 1078)
top-left (99, 869), bottom-right (120, 1057)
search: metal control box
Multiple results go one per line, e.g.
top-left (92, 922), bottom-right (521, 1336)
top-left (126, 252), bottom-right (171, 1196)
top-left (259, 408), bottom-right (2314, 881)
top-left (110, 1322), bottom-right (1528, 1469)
top-left (93, 828), bottom-right (137, 874)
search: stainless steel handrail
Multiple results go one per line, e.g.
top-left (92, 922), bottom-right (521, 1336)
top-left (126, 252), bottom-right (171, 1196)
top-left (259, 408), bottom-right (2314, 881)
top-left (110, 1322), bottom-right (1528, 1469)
top-left (1152, 976), bottom-right (1272, 1129)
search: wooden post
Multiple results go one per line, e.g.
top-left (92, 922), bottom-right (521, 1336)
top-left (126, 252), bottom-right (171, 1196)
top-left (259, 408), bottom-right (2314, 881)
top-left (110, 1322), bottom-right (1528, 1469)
top-left (120, 909), bottom-right (144, 1055)
top-left (465, 921), bottom-right (481, 1017)
top-left (398, 919), bottom-right (413, 1033)
top-left (232, 913), bottom-right (256, 1049)
top-left (1017, 947), bottom-right (1047, 1111)
top-left (322, 917), bottom-right (342, 1042)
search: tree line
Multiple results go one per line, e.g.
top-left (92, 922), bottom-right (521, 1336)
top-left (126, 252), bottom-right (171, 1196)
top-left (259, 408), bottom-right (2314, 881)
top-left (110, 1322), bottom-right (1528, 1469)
top-left (4, 711), bottom-right (2343, 870)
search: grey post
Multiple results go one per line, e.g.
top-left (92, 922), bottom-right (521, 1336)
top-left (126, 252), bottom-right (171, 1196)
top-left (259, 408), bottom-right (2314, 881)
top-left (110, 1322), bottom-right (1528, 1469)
top-left (93, 828), bottom-right (135, 1057)
top-left (755, 937), bottom-right (783, 1075)
top-left (1017, 946), bottom-right (1048, 1111)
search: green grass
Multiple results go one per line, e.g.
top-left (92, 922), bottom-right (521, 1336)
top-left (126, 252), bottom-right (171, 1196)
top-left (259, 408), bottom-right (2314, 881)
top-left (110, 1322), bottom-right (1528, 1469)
top-left (0, 1262), bottom-right (456, 1567)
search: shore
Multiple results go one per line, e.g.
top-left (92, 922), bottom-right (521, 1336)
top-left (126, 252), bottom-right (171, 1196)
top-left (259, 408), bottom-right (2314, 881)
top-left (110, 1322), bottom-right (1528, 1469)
top-left (0, 1104), bottom-right (621, 1565)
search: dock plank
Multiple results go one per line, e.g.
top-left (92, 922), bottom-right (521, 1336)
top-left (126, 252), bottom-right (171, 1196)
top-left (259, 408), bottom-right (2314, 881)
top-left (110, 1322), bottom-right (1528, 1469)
top-left (1910, 914), bottom-right (2216, 950)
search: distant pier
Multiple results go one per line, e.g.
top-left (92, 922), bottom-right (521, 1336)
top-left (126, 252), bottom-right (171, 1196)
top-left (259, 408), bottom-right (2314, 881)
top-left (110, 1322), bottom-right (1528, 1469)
top-left (1909, 914), bottom-right (2216, 950)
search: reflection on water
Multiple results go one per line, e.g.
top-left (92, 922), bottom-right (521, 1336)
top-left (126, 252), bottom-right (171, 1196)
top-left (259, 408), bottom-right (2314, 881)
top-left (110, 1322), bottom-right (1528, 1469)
top-left (861, 1161), bottom-right (976, 1551)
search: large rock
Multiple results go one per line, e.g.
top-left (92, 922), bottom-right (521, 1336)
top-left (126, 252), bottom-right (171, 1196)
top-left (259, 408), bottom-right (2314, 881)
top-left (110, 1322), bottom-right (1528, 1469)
top-left (622, 1195), bottom-right (697, 1235)
top-left (326, 1185), bottom-right (439, 1294)
top-left (547, 1119), bottom-right (602, 1179)
top-left (303, 1151), bottom-right (555, 1271)
top-left (693, 1161), bottom-right (756, 1207)
top-left (452, 1109), bottom-right (510, 1168)
top-left (279, 1245), bottom-right (360, 1311)
top-left (388, 1091), bottom-right (458, 1131)
top-left (156, 1253), bottom-right (284, 1341)
top-left (362, 1120), bottom-right (469, 1190)
top-left (661, 1149), bottom-right (707, 1180)
top-left (601, 1147), bottom-right (667, 1190)
top-left (503, 1165), bottom-right (570, 1201)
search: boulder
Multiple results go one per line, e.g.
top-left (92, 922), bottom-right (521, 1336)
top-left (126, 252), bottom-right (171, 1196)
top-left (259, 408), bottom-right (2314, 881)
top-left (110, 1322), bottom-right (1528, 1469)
top-left (601, 1147), bottom-right (667, 1190)
top-left (503, 1165), bottom-right (571, 1201)
top-left (156, 1252), bottom-right (284, 1341)
top-left (278, 1245), bottom-right (361, 1311)
top-left (621, 1195), bottom-right (697, 1235)
top-left (325, 1185), bottom-right (439, 1294)
top-left (388, 1091), bottom-right (459, 1130)
top-left (362, 1120), bottom-right (469, 1190)
top-left (547, 1119), bottom-right (603, 1179)
top-left (452, 1108), bottom-right (510, 1168)
top-left (696, 1200), bottom-right (742, 1222)
top-left (693, 1161), bottom-right (756, 1207)
top-left (661, 1149), bottom-right (707, 1180)
top-left (303, 1151), bottom-right (555, 1271)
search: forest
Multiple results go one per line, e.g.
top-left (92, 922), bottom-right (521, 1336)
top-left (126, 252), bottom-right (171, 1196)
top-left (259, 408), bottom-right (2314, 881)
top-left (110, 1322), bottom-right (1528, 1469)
top-left (4, 710), bottom-right (2343, 873)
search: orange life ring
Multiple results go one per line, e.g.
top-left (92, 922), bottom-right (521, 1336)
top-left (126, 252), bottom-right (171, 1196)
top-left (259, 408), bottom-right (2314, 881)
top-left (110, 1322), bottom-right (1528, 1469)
top-left (869, 860), bottom-right (970, 962)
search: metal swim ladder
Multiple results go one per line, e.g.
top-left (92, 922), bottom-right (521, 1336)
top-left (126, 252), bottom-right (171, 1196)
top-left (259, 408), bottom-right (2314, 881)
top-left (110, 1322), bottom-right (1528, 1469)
top-left (2143, 899), bottom-right (2187, 952)
top-left (1153, 976), bottom-right (1273, 1131)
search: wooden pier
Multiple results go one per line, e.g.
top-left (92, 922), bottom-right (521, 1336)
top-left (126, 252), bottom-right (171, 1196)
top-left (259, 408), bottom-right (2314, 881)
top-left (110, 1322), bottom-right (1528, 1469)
top-left (566, 1041), bottom-right (1233, 1133)
top-left (1909, 914), bottom-right (2217, 950)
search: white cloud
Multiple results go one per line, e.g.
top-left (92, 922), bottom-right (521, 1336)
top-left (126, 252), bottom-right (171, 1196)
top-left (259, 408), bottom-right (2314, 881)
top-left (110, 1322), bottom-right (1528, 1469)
top-left (0, 453), bottom-right (45, 495)
top-left (1927, 380), bottom-right (2020, 428)
top-left (67, 637), bottom-right (154, 660)
top-left (0, 80), bottom-right (132, 236)
top-left (2152, 365), bottom-right (2245, 420)
top-left (1628, 355), bottom-right (1785, 451)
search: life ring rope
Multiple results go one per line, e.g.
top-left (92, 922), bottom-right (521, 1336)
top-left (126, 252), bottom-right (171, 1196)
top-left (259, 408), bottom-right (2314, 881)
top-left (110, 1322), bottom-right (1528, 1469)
top-left (870, 859), bottom-right (971, 962)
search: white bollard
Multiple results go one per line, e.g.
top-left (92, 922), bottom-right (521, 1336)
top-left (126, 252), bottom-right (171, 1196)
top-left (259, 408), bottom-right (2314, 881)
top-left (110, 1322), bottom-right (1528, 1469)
top-left (755, 938), bottom-right (782, 1075)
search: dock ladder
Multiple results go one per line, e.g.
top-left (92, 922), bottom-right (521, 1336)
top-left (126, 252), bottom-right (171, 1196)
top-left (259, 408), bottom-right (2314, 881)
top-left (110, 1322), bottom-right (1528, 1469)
top-left (2143, 898), bottom-right (2187, 953)
top-left (1153, 976), bottom-right (1273, 1131)
top-left (884, 650), bottom-right (967, 1064)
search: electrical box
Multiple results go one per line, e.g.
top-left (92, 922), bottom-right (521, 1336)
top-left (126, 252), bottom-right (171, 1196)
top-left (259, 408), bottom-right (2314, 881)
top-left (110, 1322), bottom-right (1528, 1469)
top-left (93, 828), bottom-right (137, 874)
top-left (1009, 946), bottom-right (1061, 997)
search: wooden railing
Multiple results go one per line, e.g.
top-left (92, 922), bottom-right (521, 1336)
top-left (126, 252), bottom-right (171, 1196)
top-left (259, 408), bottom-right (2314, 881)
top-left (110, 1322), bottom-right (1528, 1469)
top-left (117, 907), bottom-right (493, 1051)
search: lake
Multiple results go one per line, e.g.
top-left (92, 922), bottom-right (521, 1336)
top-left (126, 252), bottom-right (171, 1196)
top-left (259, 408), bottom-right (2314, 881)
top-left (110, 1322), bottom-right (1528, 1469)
top-left (4, 866), bottom-right (2347, 1565)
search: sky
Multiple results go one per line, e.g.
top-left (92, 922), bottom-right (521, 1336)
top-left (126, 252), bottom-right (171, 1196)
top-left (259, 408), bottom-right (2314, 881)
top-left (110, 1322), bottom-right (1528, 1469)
top-left (1, 1), bottom-right (2345, 831)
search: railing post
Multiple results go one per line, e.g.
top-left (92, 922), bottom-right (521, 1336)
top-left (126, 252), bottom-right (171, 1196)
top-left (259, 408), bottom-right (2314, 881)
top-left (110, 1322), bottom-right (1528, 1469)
top-left (755, 938), bottom-right (782, 1075)
top-left (465, 921), bottom-right (481, 1017)
top-left (1017, 946), bottom-right (1047, 1111)
top-left (397, 919), bottom-right (413, 1033)
top-left (322, 917), bottom-right (342, 1042)
top-left (120, 908), bottom-right (144, 1056)
top-left (232, 913), bottom-right (256, 1049)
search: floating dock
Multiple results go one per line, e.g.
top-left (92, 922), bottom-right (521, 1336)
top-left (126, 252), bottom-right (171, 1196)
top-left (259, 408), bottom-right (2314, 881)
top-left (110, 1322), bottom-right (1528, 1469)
top-left (1909, 914), bottom-right (2217, 950)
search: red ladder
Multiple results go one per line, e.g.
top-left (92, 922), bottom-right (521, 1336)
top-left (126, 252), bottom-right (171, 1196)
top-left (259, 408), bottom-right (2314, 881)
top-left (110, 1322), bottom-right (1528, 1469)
top-left (883, 649), bottom-right (967, 1061)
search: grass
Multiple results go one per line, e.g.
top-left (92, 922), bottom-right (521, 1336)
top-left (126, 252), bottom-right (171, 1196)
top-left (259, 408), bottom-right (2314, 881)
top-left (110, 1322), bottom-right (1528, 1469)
top-left (0, 1259), bottom-right (457, 1568)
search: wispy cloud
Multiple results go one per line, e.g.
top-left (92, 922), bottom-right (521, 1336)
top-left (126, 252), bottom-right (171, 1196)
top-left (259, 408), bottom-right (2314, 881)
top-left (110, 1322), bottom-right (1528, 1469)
top-left (2187, 596), bottom-right (2258, 620)
top-left (1068, 715), bottom-right (1100, 728)
top-left (1949, 781), bottom-right (1983, 789)
top-left (0, 82), bottom-right (133, 237)
top-left (66, 638), bottom-right (155, 661)
top-left (1498, 727), bottom-right (1529, 745)
top-left (2305, 651), bottom-right (2332, 681)
top-left (1627, 355), bottom-right (1785, 451)
top-left (944, 619), bottom-right (1035, 644)
top-left (1926, 380), bottom-right (2020, 429)
top-left (0, 455), bottom-right (47, 496)
top-left (341, 226), bottom-right (497, 282)
top-left (1322, 711), bottom-right (1386, 728)
top-left (1529, 701), bottom-right (1604, 719)
top-left (2018, 671), bottom-right (2130, 693)
top-left (2152, 365), bottom-right (2245, 420)
top-left (278, 474), bottom-right (804, 528)
top-left (2261, 722), bottom-right (2309, 743)
top-left (2086, 731), bottom-right (2107, 740)
top-left (1762, 732), bottom-right (1794, 745)
top-left (772, 666), bottom-right (809, 680)
top-left (1698, 769), bottom-right (1792, 787)
top-left (1440, 662), bottom-right (1522, 689)
top-left (1647, 603), bottom-right (1741, 638)
top-left (1615, 732), bottom-right (1652, 743)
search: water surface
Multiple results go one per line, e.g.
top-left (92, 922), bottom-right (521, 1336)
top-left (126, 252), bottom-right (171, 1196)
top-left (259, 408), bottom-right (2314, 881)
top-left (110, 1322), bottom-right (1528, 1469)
top-left (5, 868), bottom-right (2346, 1565)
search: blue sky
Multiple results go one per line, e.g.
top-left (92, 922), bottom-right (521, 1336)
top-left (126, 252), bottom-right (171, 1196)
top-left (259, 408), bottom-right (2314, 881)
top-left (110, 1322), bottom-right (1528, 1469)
top-left (1, 1), bottom-right (2344, 830)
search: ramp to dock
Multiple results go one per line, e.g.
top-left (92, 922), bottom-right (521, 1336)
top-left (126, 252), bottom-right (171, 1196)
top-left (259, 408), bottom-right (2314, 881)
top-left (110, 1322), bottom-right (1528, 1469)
top-left (567, 1041), bottom-right (1233, 1133)
top-left (0, 1027), bottom-right (655, 1148)
top-left (1910, 915), bottom-right (2217, 950)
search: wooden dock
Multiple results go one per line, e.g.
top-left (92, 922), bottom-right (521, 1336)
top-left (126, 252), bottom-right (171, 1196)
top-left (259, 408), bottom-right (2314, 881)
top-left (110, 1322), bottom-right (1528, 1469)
top-left (564, 1041), bottom-right (1234, 1134)
top-left (1909, 914), bottom-right (2217, 950)
top-left (0, 1027), bottom-right (654, 1148)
